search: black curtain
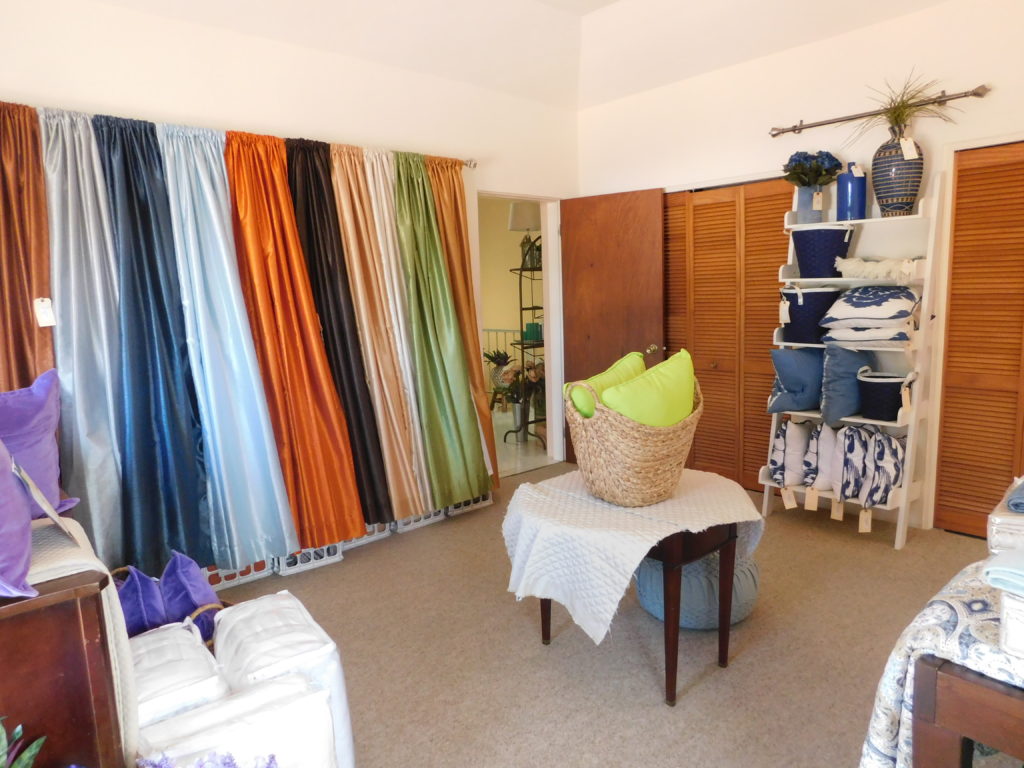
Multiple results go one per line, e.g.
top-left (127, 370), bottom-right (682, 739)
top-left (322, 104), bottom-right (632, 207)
top-left (285, 139), bottom-right (394, 525)
top-left (93, 115), bottom-right (212, 571)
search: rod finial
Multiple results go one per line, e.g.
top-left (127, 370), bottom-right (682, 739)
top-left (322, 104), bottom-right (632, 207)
top-left (972, 84), bottom-right (992, 98)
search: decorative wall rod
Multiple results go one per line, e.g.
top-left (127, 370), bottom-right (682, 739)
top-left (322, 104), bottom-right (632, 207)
top-left (769, 84), bottom-right (991, 138)
top-left (463, 158), bottom-right (478, 168)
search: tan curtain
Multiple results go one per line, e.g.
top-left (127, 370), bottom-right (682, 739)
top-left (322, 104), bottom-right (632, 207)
top-left (224, 132), bottom-right (365, 547)
top-left (329, 145), bottom-right (427, 519)
top-left (1, 102), bottom-right (53, 390)
top-left (425, 156), bottom-right (499, 486)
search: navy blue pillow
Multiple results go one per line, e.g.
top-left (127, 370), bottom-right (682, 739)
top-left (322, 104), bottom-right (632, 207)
top-left (767, 348), bottom-right (825, 413)
top-left (821, 345), bottom-right (874, 426)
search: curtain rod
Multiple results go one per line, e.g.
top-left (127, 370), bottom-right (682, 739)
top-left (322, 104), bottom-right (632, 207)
top-left (769, 84), bottom-right (991, 138)
top-left (464, 159), bottom-right (478, 168)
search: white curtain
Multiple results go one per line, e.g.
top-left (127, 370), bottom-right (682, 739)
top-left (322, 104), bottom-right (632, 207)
top-left (39, 108), bottom-right (124, 566)
top-left (157, 124), bottom-right (297, 569)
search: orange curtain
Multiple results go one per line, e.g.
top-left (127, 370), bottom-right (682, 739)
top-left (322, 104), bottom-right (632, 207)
top-left (224, 132), bottom-right (364, 547)
top-left (0, 102), bottom-right (53, 391)
top-left (330, 145), bottom-right (427, 518)
top-left (425, 157), bottom-right (498, 486)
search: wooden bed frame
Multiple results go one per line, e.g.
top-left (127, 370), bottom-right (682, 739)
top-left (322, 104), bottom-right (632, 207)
top-left (913, 654), bottom-right (1024, 767)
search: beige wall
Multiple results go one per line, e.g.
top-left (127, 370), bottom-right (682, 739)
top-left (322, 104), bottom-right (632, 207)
top-left (478, 197), bottom-right (543, 341)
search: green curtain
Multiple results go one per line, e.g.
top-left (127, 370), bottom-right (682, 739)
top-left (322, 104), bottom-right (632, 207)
top-left (392, 152), bottom-right (489, 508)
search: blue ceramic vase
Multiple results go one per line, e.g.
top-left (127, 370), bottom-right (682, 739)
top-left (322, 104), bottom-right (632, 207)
top-left (871, 126), bottom-right (923, 217)
top-left (836, 162), bottom-right (867, 221)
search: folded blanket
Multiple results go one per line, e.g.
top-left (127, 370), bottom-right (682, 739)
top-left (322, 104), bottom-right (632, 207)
top-left (983, 548), bottom-right (1024, 596)
top-left (1007, 477), bottom-right (1024, 513)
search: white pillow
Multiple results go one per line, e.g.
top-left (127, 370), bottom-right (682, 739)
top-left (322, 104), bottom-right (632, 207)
top-left (830, 427), bottom-right (850, 499)
top-left (783, 421), bottom-right (811, 487)
top-left (214, 591), bottom-right (354, 768)
top-left (812, 425), bottom-right (837, 491)
top-left (820, 286), bottom-right (919, 329)
top-left (139, 675), bottom-right (336, 768)
top-left (130, 622), bottom-right (230, 728)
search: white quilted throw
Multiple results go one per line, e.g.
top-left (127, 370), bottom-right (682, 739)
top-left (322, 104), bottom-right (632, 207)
top-left (503, 469), bottom-right (761, 644)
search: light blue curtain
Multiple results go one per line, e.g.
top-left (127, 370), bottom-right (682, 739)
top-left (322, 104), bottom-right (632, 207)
top-left (38, 109), bottom-right (124, 566)
top-left (157, 124), bottom-right (297, 569)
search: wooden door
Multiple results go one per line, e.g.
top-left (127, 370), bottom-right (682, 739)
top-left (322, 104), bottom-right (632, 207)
top-left (740, 180), bottom-right (793, 488)
top-left (560, 189), bottom-right (664, 459)
top-left (935, 142), bottom-right (1024, 535)
top-left (687, 187), bottom-right (741, 478)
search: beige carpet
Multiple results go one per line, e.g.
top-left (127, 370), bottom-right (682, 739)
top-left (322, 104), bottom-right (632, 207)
top-left (223, 465), bottom-right (999, 768)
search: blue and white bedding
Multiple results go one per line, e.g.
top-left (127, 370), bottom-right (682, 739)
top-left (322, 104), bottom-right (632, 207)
top-left (860, 561), bottom-right (1024, 768)
top-left (822, 286), bottom-right (919, 329)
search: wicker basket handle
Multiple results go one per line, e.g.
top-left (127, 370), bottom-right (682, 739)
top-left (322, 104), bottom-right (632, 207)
top-left (563, 380), bottom-right (600, 404)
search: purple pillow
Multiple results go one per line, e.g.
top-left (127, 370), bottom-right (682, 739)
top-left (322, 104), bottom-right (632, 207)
top-left (161, 551), bottom-right (220, 641)
top-left (0, 370), bottom-right (79, 519)
top-left (116, 566), bottom-right (168, 637)
top-left (0, 438), bottom-right (37, 599)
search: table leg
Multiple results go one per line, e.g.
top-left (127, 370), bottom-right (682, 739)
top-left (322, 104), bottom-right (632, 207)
top-left (663, 558), bottom-right (682, 706)
top-left (540, 598), bottom-right (551, 645)
top-left (718, 525), bottom-right (737, 668)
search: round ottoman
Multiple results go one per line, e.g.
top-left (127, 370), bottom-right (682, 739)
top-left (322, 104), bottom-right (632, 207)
top-left (635, 518), bottom-right (764, 630)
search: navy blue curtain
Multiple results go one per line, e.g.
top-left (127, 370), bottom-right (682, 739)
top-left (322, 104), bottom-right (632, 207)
top-left (92, 116), bottom-right (212, 572)
top-left (285, 139), bottom-right (393, 525)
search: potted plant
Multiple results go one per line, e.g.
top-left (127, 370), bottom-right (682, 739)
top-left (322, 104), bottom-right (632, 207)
top-left (482, 349), bottom-right (512, 390)
top-left (782, 150), bottom-right (842, 224)
top-left (858, 74), bottom-right (955, 217)
top-left (2, 718), bottom-right (45, 768)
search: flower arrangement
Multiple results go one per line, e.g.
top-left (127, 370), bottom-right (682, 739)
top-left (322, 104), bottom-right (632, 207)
top-left (857, 72), bottom-right (956, 139)
top-left (782, 150), bottom-right (842, 187)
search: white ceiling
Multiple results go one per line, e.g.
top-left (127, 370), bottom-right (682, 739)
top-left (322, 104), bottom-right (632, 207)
top-left (100, 0), bottom-right (950, 109)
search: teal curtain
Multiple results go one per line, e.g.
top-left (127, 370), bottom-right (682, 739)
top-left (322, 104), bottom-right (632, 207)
top-left (392, 152), bottom-right (489, 508)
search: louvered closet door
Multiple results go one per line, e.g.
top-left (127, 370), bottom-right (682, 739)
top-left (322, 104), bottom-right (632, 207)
top-left (664, 191), bottom-right (690, 355)
top-left (935, 142), bottom-right (1024, 536)
top-left (688, 188), bottom-right (741, 479)
top-left (740, 180), bottom-right (793, 489)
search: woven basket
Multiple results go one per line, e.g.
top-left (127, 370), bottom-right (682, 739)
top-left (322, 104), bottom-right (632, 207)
top-left (564, 380), bottom-right (704, 507)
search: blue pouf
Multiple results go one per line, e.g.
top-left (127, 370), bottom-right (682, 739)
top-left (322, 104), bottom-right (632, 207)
top-left (635, 518), bottom-right (763, 630)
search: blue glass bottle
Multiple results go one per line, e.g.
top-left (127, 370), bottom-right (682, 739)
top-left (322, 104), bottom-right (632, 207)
top-left (836, 162), bottom-right (867, 221)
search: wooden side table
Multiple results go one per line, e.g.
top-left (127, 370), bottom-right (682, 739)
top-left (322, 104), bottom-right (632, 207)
top-left (0, 570), bottom-right (122, 768)
top-left (913, 654), bottom-right (1024, 767)
top-left (540, 521), bottom-right (738, 706)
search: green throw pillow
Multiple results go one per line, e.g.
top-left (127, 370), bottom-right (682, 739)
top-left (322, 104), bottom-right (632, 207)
top-left (564, 352), bottom-right (646, 418)
top-left (600, 349), bottom-right (696, 427)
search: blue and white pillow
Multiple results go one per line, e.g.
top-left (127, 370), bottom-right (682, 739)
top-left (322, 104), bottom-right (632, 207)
top-left (832, 426), bottom-right (871, 502)
top-left (802, 423), bottom-right (823, 486)
top-left (767, 348), bottom-right (825, 413)
top-left (769, 422), bottom-right (787, 487)
top-left (821, 286), bottom-right (919, 329)
top-left (860, 432), bottom-right (906, 508)
top-left (822, 325), bottom-right (913, 344)
top-left (812, 425), bottom-right (837, 491)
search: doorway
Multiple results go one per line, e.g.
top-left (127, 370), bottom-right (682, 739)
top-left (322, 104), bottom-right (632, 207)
top-left (478, 194), bottom-right (557, 478)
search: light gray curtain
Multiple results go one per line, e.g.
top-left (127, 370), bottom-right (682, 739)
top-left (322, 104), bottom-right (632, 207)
top-left (38, 108), bottom-right (124, 566)
top-left (363, 149), bottom-right (433, 508)
top-left (156, 124), bottom-right (298, 569)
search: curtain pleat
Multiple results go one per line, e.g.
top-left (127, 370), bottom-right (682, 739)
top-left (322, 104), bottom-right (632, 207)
top-left (330, 145), bottom-right (429, 519)
top-left (39, 109), bottom-right (124, 566)
top-left (285, 139), bottom-right (393, 526)
top-left (92, 115), bottom-right (211, 573)
top-left (363, 149), bottom-right (434, 508)
top-left (392, 152), bottom-right (490, 508)
top-left (157, 125), bottom-right (298, 569)
top-left (224, 132), bottom-right (365, 548)
top-left (425, 156), bottom-right (499, 486)
top-left (0, 102), bottom-right (54, 391)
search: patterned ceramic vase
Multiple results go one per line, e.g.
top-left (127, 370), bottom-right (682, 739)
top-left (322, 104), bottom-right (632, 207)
top-left (871, 125), bottom-right (924, 217)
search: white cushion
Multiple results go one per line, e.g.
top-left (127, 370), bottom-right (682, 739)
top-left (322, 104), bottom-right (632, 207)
top-left (812, 425), bottom-right (837, 491)
top-left (139, 675), bottom-right (336, 768)
top-left (214, 591), bottom-right (354, 768)
top-left (131, 622), bottom-right (229, 728)
top-left (783, 421), bottom-right (810, 487)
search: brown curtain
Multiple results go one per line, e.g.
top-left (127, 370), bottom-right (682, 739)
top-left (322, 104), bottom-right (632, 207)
top-left (1, 102), bottom-right (54, 391)
top-left (424, 157), bottom-right (499, 486)
top-left (330, 145), bottom-right (426, 519)
top-left (224, 132), bottom-right (365, 547)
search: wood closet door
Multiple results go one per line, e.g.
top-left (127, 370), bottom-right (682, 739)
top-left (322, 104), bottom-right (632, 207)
top-left (740, 180), bottom-right (793, 489)
top-left (688, 187), bottom-right (741, 479)
top-left (935, 142), bottom-right (1024, 535)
